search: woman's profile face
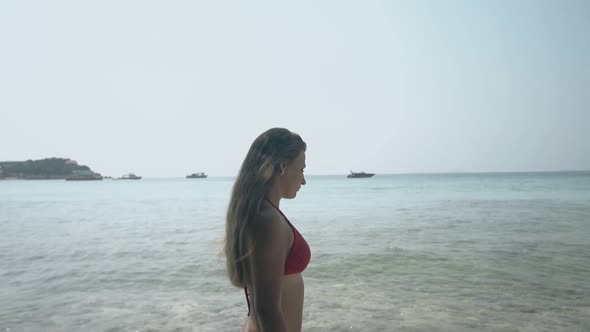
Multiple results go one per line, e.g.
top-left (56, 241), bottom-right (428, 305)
top-left (281, 151), bottom-right (306, 199)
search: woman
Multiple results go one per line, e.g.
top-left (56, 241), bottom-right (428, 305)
top-left (225, 128), bottom-right (310, 332)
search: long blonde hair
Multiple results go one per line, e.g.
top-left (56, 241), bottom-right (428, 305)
top-left (225, 128), bottom-right (306, 287)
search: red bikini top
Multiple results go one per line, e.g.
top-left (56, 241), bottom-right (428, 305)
top-left (266, 199), bottom-right (311, 275)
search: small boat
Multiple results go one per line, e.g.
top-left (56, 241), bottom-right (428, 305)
top-left (66, 170), bottom-right (103, 181)
top-left (347, 171), bottom-right (375, 178)
top-left (118, 173), bottom-right (142, 180)
top-left (186, 172), bottom-right (207, 179)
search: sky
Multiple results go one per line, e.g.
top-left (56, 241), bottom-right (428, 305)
top-left (1, 0), bottom-right (589, 176)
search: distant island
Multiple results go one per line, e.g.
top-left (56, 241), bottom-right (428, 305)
top-left (0, 158), bottom-right (99, 180)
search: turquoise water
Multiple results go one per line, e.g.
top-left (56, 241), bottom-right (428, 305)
top-left (1, 173), bottom-right (589, 331)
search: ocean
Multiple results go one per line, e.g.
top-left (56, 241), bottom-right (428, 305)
top-left (1, 173), bottom-right (589, 331)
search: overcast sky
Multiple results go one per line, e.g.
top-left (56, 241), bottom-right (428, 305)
top-left (1, 0), bottom-right (589, 176)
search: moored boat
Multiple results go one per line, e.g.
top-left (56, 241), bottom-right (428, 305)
top-left (186, 172), bottom-right (207, 179)
top-left (118, 173), bottom-right (142, 180)
top-left (66, 170), bottom-right (104, 181)
top-left (347, 171), bottom-right (375, 178)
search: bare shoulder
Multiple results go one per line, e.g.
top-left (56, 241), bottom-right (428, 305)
top-left (256, 206), bottom-right (281, 225)
top-left (250, 206), bottom-right (289, 245)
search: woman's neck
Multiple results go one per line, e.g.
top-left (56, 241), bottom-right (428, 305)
top-left (265, 186), bottom-right (281, 208)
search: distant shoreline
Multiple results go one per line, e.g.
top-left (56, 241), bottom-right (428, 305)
top-left (0, 158), bottom-right (97, 180)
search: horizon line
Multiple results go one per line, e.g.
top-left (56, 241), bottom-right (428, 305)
top-left (136, 170), bottom-right (590, 178)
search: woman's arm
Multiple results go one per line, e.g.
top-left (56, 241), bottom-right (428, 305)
top-left (248, 210), bottom-right (289, 332)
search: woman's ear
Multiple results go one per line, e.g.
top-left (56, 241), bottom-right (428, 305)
top-left (280, 162), bottom-right (287, 176)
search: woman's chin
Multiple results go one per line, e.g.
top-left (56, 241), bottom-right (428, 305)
top-left (283, 188), bottom-right (300, 199)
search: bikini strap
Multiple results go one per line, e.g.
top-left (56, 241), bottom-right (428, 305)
top-left (265, 199), bottom-right (292, 225)
top-left (244, 287), bottom-right (250, 316)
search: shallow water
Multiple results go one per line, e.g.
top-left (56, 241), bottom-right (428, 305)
top-left (1, 173), bottom-right (589, 331)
